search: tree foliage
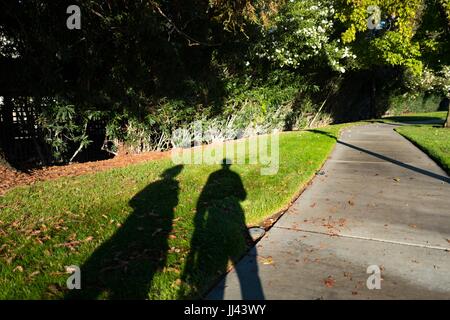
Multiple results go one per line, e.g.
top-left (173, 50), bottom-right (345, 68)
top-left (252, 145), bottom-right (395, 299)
top-left (253, 0), bottom-right (356, 73)
top-left (0, 0), bottom-right (449, 165)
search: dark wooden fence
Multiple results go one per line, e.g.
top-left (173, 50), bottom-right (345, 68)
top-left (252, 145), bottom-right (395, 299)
top-left (0, 96), bottom-right (40, 165)
top-left (0, 96), bottom-right (111, 167)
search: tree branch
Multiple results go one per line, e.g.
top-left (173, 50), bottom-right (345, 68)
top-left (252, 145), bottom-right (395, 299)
top-left (149, 1), bottom-right (221, 47)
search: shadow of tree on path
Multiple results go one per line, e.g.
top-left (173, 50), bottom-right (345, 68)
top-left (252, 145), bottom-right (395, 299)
top-left (308, 129), bottom-right (450, 183)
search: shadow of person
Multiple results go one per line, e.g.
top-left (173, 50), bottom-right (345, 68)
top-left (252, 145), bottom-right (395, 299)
top-left (66, 165), bottom-right (183, 299)
top-left (180, 159), bottom-right (264, 299)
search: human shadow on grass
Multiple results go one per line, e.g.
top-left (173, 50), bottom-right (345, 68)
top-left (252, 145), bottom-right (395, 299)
top-left (179, 159), bottom-right (264, 300)
top-left (66, 165), bottom-right (183, 299)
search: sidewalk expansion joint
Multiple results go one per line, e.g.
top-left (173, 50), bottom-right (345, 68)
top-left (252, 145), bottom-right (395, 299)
top-left (273, 226), bottom-right (450, 252)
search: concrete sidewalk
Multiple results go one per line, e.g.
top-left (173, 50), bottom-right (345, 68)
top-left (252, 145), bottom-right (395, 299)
top-left (208, 123), bottom-right (450, 299)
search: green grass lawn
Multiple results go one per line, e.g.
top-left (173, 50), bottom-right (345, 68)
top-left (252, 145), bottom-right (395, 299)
top-left (395, 125), bottom-right (450, 175)
top-left (375, 111), bottom-right (450, 175)
top-left (0, 124), bottom-right (352, 299)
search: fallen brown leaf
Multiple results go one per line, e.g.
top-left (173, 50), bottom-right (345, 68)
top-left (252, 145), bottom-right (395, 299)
top-left (152, 228), bottom-right (162, 236)
top-left (14, 265), bottom-right (24, 272)
top-left (260, 256), bottom-right (274, 265)
top-left (29, 271), bottom-right (40, 277)
top-left (164, 267), bottom-right (180, 274)
top-left (324, 276), bottom-right (335, 288)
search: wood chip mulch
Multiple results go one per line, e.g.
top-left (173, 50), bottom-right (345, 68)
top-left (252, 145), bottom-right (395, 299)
top-left (0, 151), bottom-right (170, 196)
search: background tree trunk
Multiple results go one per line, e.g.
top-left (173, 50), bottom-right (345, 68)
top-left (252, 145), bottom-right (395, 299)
top-left (445, 105), bottom-right (450, 128)
top-left (440, 97), bottom-right (450, 128)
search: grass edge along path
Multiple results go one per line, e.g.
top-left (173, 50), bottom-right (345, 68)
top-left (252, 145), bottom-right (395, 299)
top-left (376, 111), bottom-right (449, 175)
top-left (395, 125), bottom-right (450, 175)
top-left (0, 122), bottom-right (358, 300)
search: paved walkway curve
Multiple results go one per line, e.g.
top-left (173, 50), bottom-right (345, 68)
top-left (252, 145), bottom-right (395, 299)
top-left (208, 123), bottom-right (450, 299)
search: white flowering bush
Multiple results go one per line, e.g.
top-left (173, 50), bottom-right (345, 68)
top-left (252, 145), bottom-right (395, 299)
top-left (438, 65), bottom-right (450, 97)
top-left (405, 65), bottom-right (450, 97)
top-left (0, 30), bottom-right (19, 58)
top-left (254, 0), bottom-right (356, 73)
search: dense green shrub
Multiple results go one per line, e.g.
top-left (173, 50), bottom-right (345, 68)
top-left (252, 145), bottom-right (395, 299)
top-left (101, 67), bottom-right (334, 154)
top-left (37, 99), bottom-right (105, 163)
top-left (385, 93), bottom-right (442, 115)
top-left (2, 0), bottom-right (449, 163)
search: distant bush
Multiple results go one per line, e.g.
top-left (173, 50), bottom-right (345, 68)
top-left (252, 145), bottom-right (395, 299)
top-left (102, 71), bottom-right (333, 155)
top-left (385, 93), bottom-right (442, 115)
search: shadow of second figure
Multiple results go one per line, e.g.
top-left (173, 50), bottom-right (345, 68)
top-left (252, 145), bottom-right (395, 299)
top-left (66, 165), bottom-right (183, 300)
top-left (180, 160), bottom-right (264, 299)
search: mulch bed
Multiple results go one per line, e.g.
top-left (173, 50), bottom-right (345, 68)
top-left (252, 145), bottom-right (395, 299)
top-left (0, 151), bottom-right (170, 196)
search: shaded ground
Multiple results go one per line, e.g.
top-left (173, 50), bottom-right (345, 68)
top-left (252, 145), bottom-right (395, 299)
top-left (379, 111), bottom-right (447, 125)
top-left (0, 151), bottom-right (169, 195)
